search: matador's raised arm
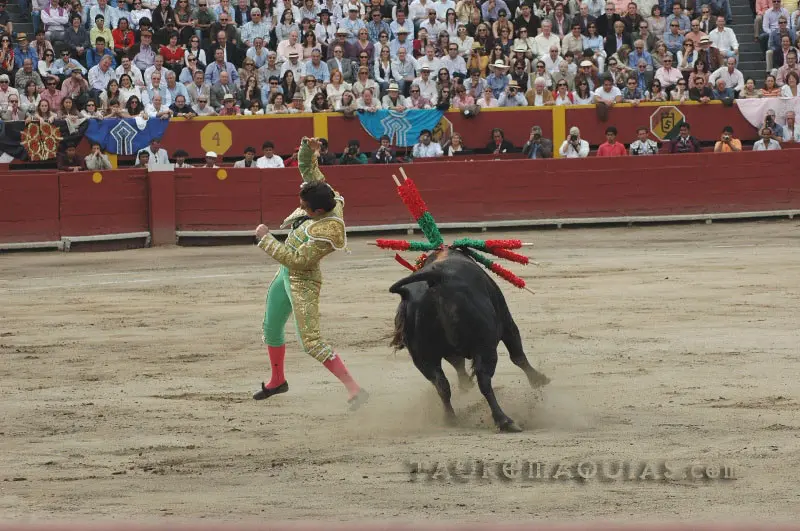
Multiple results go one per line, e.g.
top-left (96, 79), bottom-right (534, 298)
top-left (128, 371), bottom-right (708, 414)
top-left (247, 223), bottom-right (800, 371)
top-left (298, 137), bottom-right (326, 184)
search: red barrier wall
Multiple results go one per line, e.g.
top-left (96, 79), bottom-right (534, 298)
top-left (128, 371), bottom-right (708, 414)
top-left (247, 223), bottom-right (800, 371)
top-left (160, 115), bottom-right (315, 159)
top-left (566, 103), bottom-right (759, 146)
top-left (0, 172), bottom-right (60, 243)
top-left (59, 170), bottom-right (149, 237)
top-left (2, 151), bottom-right (799, 249)
top-left (149, 103), bottom-right (758, 160)
top-left (175, 168), bottom-right (262, 231)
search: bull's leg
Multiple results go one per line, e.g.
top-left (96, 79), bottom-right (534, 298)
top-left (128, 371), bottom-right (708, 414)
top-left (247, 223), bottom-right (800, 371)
top-left (413, 357), bottom-right (457, 425)
top-left (474, 353), bottom-right (522, 433)
top-left (502, 317), bottom-right (550, 388)
top-left (444, 355), bottom-right (474, 393)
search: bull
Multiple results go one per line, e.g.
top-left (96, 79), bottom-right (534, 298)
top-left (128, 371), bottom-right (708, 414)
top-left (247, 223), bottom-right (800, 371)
top-left (389, 246), bottom-right (550, 433)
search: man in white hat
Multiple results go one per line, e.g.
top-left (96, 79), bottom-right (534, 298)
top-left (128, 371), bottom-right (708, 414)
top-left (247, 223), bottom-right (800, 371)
top-left (389, 25), bottom-right (414, 57)
top-left (203, 151), bottom-right (219, 168)
top-left (381, 82), bottom-right (407, 110)
top-left (326, 28), bottom-right (351, 60)
top-left (497, 79), bottom-right (526, 106)
top-left (559, 126), bottom-right (590, 158)
top-left (338, 5), bottom-right (366, 45)
top-left (281, 50), bottom-right (303, 80)
top-left (486, 60), bottom-right (511, 98)
top-left (412, 64), bottom-right (438, 102)
top-left (241, 7), bottom-right (270, 48)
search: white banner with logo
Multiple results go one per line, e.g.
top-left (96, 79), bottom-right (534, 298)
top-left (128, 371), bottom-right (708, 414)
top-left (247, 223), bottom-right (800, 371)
top-left (735, 96), bottom-right (800, 129)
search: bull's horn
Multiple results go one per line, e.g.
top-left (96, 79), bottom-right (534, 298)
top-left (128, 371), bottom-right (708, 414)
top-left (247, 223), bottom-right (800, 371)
top-left (391, 174), bottom-right (401, 186)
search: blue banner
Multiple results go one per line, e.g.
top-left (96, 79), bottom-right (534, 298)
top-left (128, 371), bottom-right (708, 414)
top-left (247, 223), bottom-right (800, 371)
top-left (356, 109), bottom-right (444, 147)
top-left (85, 118), bottom-right (171, 156)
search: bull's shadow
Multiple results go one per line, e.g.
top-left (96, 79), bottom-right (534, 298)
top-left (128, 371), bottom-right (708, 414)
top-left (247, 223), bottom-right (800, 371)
top-left (389, 247), bottom-right (550, 433)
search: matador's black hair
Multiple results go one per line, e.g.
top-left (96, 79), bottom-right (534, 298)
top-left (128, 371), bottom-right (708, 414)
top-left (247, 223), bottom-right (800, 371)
top-left (300, 181), bottom-right (336, 213)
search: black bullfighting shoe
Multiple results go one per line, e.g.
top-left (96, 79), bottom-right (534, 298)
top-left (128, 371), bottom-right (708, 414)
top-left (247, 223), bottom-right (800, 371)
top-left (348, 388), bottom-right (369, 411)
top-left (253, 381), bottom-right (288, 400)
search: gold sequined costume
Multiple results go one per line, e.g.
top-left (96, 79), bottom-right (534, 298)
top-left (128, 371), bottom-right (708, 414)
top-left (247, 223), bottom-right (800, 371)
top-left (257, 137), bottom-right (346, 363)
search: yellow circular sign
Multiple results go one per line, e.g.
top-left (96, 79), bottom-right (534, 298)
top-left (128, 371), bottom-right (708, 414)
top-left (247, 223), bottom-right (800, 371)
top-left (216, 169), bottom-right (228, 180)
top-left (201, 122), bottom-right (233, 156)
top-left (92, 172), bottom-right (103, 184)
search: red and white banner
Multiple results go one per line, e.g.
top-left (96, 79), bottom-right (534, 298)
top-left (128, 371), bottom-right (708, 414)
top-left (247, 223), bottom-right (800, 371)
top-left (735, 96), bottom-right (800, 128)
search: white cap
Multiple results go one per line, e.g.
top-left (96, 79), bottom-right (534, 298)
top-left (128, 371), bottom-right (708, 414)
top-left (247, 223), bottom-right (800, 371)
top-left (206, 151), bottom-right (217, 157)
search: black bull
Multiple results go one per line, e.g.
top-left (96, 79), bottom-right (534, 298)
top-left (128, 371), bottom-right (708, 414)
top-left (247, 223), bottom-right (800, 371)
top-left (389, 247), bottom-right (550, 432)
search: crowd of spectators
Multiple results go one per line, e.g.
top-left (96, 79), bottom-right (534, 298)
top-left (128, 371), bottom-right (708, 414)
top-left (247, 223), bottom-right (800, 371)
top-left (8, 0), bottom-right (799, 128)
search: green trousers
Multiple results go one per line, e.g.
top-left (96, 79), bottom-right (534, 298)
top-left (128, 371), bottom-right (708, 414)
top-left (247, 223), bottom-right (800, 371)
top-left (262, 266), bottom-right (334, 363)
top-left (263, 266), bottom-right (294, 348)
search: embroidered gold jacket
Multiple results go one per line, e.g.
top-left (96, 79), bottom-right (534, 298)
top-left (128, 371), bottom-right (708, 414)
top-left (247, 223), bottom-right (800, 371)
top-left (257, 137), bottom-right (346, 279)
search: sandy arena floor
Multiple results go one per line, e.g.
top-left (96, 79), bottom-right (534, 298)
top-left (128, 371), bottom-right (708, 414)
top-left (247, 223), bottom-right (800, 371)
top-left (1, 221), bottom-right (799, 524)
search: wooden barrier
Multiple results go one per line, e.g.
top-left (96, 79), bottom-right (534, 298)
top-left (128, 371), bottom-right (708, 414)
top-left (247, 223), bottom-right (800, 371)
top-left (128, 102), bottom-right (758, 161)
top-left (2, 150), bottom-right (799, 251)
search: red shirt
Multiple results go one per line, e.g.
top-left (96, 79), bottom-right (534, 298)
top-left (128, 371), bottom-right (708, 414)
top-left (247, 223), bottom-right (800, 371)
top-left (597, 142), bottom-right (627, 157)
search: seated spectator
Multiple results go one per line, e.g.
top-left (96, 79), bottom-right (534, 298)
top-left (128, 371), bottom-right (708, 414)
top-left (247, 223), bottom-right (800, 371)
top-left (317, 138), bottom-right (337, 165)
top-left (173, 149), bottom-right (193, 168)
top-left (737, 78), bottom-right (761, 98)
top-left (712, 77), bottom-right (735, 101)
top-left (255, 141), bottom-right (285, 168)
top-left (135, 150), bottom-right (151, 169)
top-left (233, 147), bottom-right (257, 168)
top-left (484, 127), bottom-right (515, 154)
top-left (559, 126), bottom-right (590, 158)
top-left (105, 98), bottom-right (126, 118)
top-left (340, 139), bottom-right (369, 164)
top-left (371, 135), bottom-right (397, 164)
top-left (381, 82), bottom-right (406, 110)
top-left (629, 126), bottom-right (659, 155)
top-left (752, 127), bottom-right (782, 150)
top-left (713, 126), bottom-right (742, 152)
top-left (621, 76), bottom-right (644, 103)
top-left (406, 84), bottom-right (434, 108)
top-left (760, 74), bottom-right (782, 96)
top-left (202, 152), bottom-right (219, 168)
top-left (654, 52), bottom-right (682, 93)
top-left (193, 94), bottom-right (218, 115)
top-left (451, 83), bottom-right (475, 109)
top-left (688, 59), bottom-right (710, 89)
top-left (776, 50), bottom-right (800, 86)
top-left (218, 92), bottom-right (240, 115)
top-left (670, 78), bottom-right (689, 102)
top-left (170, 94), bottom-right (196, 117)
top-left (783, 111), bottom-right (800, 142)
top-left (669, 122), bottom-right (701, 153)
top-left (356, 87), bottom-right (382, 111)
top-left (525, 77), bottom-right (554, 106)
top-left (145, 92), bottom-right (172, 118)
top-left (85, 141), bottom-right (112, 169)
top-left (28, 99), bottom-right (56, 123)
top-left (412, 129), bottom-right (444, 158)
top-left (1, 93), bottom-right (28, 121)
top-left (689, 76), bottom-right (714, 102)
top-left (444, 132), bottom-right (470, 156)
top-left (496, 79), bottom-right (525, 106)
top-left (594, 75), bottom-right (623, 106)
top-left (708, 56), bottom-right (744, 96)
top-left (521, 125), bottom-right (553, 159)
top-left (57, 144), bottom-right (87, 171)
top-left (780, 70), bottom-right (800, 96)
top-left (596, 126), bottom-right (627, 156)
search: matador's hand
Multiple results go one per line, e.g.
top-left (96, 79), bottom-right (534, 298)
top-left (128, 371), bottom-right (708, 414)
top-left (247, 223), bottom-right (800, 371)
top-left (306, 137), bottom-right (321, 151)
top-left (255, 224), bottom-right (269, 240)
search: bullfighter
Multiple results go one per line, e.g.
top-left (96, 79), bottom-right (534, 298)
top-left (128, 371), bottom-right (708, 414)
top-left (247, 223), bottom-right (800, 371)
top-left (253, 137), bottom-right (369, 411)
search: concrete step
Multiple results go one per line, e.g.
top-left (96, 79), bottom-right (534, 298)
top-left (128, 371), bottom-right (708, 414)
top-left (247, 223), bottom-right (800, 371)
top-left (731, 4), bottom-right (754, 15)
top-left (740, 50), bottom-right (766, 61)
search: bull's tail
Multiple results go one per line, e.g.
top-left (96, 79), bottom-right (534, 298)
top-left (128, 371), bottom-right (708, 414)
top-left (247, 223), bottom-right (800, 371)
top-left (389, 298), bottom-right (408, 351)
top-left (389, 269), bottom-right (444, 296)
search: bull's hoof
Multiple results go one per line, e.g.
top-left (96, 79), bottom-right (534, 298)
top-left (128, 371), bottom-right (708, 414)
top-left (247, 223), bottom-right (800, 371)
top-left (458, 380), bottom-right (475, 393)
top-left (253, 381), bottom-right (288, 400)
top-left (528, 371), bottom-right (551, 388)
top-left (444, 413), bottom-right (458, 426)
top-left (498, 419), bottom-right (523, 433)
